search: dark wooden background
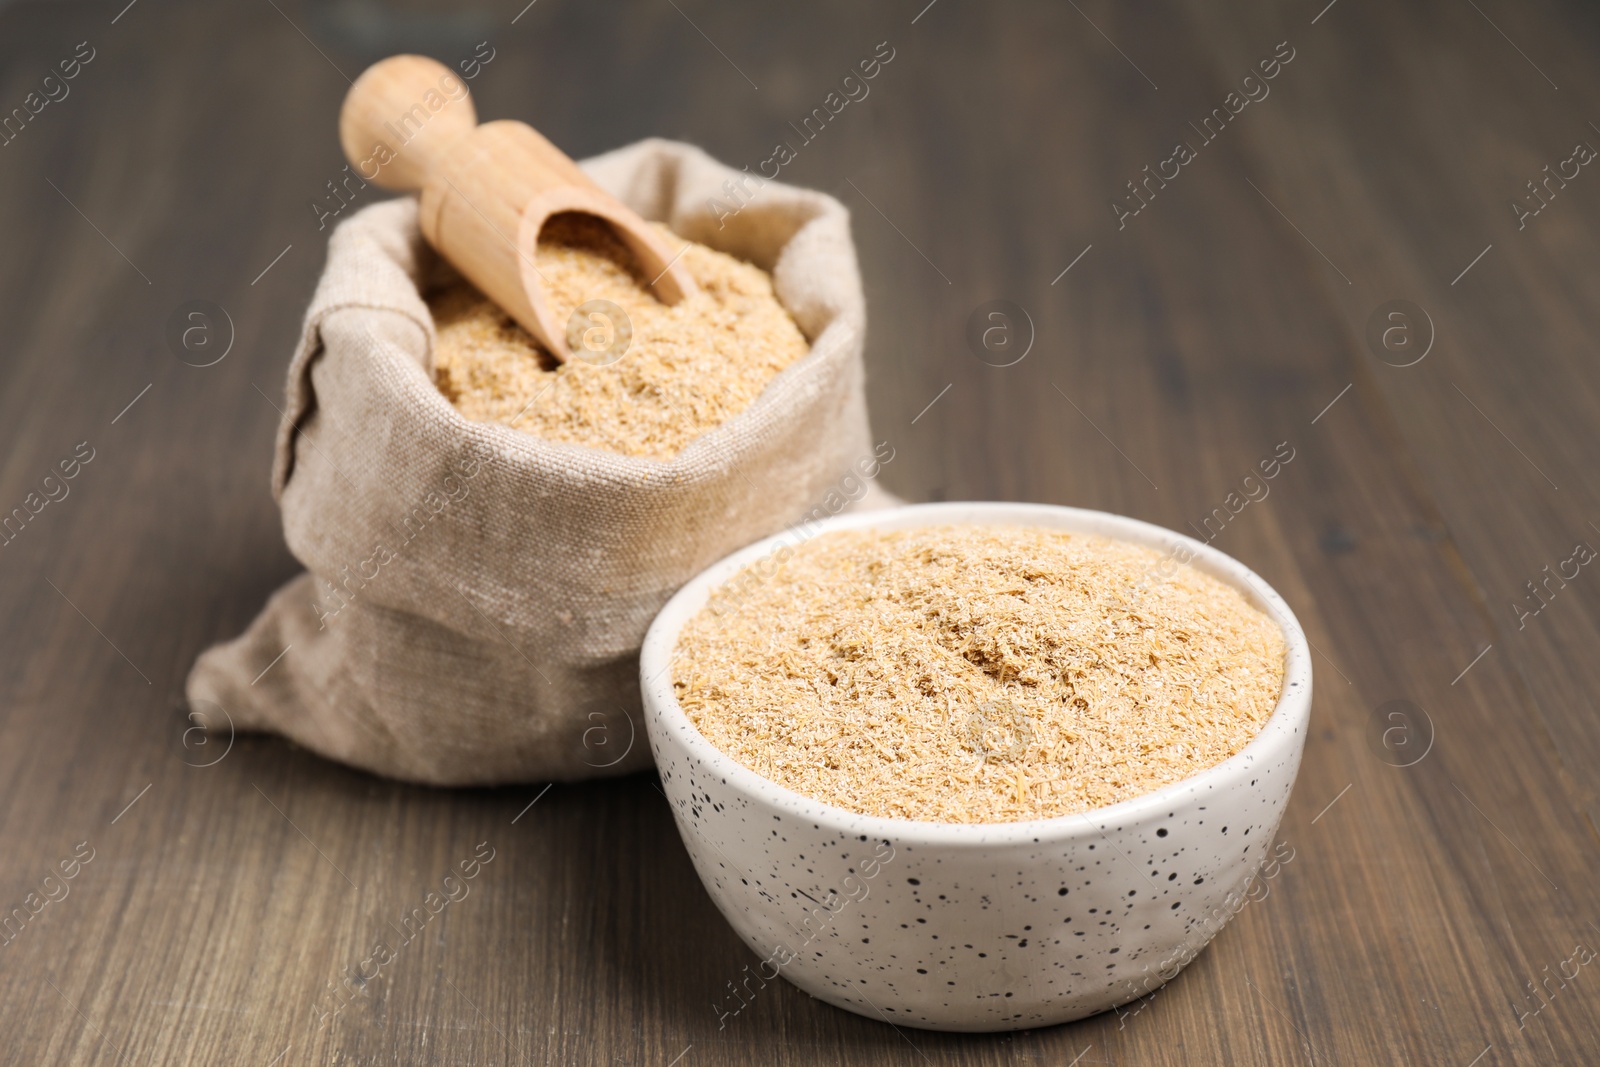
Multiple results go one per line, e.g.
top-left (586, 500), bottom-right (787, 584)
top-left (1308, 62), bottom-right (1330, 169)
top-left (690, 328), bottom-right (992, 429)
top-left (2, 0), bottom-right (1598, 1062)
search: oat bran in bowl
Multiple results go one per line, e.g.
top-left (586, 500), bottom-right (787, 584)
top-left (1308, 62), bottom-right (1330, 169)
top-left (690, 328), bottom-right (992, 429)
top-left (639, 502), bottom-right (1312, 1032)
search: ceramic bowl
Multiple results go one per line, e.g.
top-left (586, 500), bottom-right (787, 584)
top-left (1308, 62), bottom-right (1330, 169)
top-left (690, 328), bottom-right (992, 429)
top-left (639, 502), bottom-right (1312, 1032)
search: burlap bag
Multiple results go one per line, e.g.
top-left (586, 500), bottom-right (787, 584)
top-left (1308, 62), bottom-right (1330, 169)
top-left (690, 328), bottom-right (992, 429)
top-left (187, 138), bottom-right (891, 785)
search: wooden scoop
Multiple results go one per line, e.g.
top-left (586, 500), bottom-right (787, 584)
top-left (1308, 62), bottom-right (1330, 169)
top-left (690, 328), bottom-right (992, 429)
top-left (339, 54), bottom-right (697, 363)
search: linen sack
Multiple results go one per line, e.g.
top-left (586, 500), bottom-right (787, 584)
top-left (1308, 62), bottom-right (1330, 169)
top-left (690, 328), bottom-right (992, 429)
top-left (186, 138), bottom-right (890, 785)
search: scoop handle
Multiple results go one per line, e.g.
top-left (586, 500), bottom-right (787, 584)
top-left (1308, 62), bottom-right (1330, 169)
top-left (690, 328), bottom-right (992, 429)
top-left (339, 55), bottom-right (479, 192)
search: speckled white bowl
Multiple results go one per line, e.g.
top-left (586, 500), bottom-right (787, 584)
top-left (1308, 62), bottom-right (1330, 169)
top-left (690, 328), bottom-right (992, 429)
top-left (640, 502), bottom-right (1311, 1032)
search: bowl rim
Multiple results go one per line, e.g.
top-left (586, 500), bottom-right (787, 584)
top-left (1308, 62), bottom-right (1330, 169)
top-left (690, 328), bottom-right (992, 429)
top-left (640, 501), bottom-right (1313, 846)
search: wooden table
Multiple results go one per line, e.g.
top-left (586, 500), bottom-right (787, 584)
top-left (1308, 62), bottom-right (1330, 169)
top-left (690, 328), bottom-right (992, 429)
top-left (2, 0), bottom-right (1597, 1062)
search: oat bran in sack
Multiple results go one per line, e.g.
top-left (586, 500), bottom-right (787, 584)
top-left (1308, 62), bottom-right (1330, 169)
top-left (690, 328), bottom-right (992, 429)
top-left (185, 138), bottom-right (891, 785)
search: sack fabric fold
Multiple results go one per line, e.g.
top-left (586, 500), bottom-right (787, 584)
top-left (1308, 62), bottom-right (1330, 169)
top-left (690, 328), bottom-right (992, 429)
top-left (186, 138), bottom-right (888, 785)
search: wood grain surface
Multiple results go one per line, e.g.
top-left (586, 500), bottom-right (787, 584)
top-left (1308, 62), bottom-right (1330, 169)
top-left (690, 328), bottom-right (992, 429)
top-left (0, 0), bottom-right (1597, 1063)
